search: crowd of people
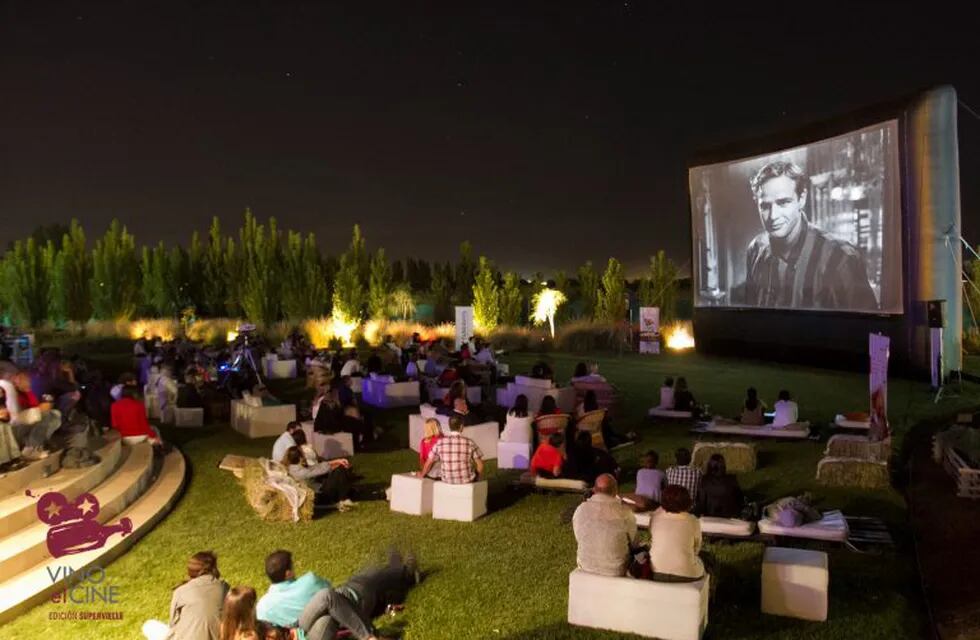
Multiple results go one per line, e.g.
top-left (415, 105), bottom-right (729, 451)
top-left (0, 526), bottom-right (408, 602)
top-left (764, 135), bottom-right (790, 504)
top-left (142, 548), bottom-right (420, 640)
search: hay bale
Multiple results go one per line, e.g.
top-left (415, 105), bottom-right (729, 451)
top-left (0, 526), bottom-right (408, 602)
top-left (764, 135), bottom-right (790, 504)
top-left (692, 441), bottom-right (757, 473)
top-left (240, 459), bottom-right (314, 522)
top-left (816, 456), bottom-right (890, 489)
top-left (824, 435), bottom-right (890, 462)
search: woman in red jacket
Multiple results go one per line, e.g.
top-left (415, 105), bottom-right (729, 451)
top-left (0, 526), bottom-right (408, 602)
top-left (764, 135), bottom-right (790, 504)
top-left (110, 386), bottom-right (161, 444)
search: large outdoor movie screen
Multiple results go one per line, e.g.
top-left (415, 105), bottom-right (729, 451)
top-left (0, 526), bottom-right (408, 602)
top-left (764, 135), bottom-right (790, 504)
top-left (690, 120), bottom-right (902, 314)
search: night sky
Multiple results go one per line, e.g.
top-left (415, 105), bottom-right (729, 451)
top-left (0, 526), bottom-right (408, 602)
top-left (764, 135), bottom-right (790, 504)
top-left (2, 1), bottom-right (979, 276)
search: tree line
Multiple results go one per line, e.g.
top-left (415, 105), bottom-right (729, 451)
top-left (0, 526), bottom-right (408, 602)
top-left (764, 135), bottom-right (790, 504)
top-left (0, 211), bottom-right (680, 328)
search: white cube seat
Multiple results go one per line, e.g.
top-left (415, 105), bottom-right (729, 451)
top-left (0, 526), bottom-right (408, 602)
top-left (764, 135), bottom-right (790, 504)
top-left (267, 359), bottom-right (298, 379)
top-left (299, 422), bottom-right (355, 458)
top-left (144, 386), bottom-right (161, 420)
top-left (426, 382), bottom-right (482, 405)
top-left (230, 400), bottom-right (297, 439)
top-left (497, 441), bottom-right (531, 470)
top-left (648, 407), bottom-right (694, 419)
top-left (432, 480), bottom-right (488, 522)
top-left (761, 547), bottom-right (829, 622)
top-left (174, 407), bottom-right (204, 427)
top-left (363, 379), bottom-right (421, 409)
top-left (568, 569), bottom-right (709, 640)
top-left (390, 472), bottom-right (434, 516)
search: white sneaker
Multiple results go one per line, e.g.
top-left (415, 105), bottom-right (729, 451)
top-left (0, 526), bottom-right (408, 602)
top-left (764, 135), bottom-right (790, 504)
top-left (21, 447), bottom-right (49, 460)
top-left (339, 499), bottom-right (357, 509)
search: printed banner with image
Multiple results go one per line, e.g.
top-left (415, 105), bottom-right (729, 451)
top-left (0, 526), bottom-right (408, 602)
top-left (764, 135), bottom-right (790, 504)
top-left (869, 333), bottom-right (890, 441)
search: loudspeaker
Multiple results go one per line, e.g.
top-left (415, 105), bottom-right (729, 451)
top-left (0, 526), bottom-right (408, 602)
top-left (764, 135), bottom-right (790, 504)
top-left (927, 300), bottom-right (945, 328)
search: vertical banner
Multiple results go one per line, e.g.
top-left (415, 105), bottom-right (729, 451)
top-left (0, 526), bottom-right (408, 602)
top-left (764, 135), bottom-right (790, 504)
top-left (929, 327), bottom-right (944, 389)
top-left (455, 306), bottom-right (474, 350)
top-left (638, 307), bottom-right (660, 354)
top-left (869, 333), bottom-right (891, 441)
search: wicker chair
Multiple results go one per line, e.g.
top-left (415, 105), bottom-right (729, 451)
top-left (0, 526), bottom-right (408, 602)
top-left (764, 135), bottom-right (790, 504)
top-left (534, 413), bottom-right (570, 439)
top-left (575, 409), bottom-right (607, 449)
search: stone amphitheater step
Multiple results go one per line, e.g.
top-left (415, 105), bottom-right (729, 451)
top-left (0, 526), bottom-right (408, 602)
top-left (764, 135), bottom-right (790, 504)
top-left (0, 447), bottom-right (187, 623)
top-left (0, 447), bottom-right (65, 497)
top-left (0, 435), bottom-right (123, 536)
top-left (0, 441), bottom-right (154, 578)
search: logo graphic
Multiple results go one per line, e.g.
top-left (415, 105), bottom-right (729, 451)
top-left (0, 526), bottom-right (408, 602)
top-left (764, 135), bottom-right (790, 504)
top-left (32, 491), bottom-right (133, 557)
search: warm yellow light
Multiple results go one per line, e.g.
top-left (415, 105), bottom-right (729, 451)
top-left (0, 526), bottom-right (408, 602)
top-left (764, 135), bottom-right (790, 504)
top-left (330, 309), bottom-right (359, 347)
top-left (530, 288), bottom-right (567, 338)
top-left (226, 330), bottom-right (239, 343)
top-left (664, 322), bottom-right (695, 351)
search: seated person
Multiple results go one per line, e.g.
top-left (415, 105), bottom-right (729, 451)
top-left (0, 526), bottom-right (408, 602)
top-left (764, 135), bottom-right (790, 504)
top-left (572, 474), bottom-right (637, 577)
top-left (141, 552), bottom-right (228, 640)
top-left (563, 424), bottom-right (619, 485)
top-left (665, 448), bottom-right (702, 506)
top-left (383, 334), bottom-right (402, 359)
top-left (339, 404), bottom-right (375, 449)
top-left (8, 370), bottom-right (63, 458)
top-left (111, 372), bottom-right (139, 402)
top-left (256, 551), bottom-right (331, 631)
top-left (419, 416), bottom-right (484, 484)
top-left (418, 418), bottom-right (443, 478)
top-left (648, 485), bottom-right (706, 581)
top-left (635, 449), bottom-right (666, 505)
top-left (697, 454), bottom-right (743, 519)
top-left (571, 362), bottom-right (605, 383)
top-left (576, 389), bottom-right (632, 449)
top-left (772, 389), bottom-right (799, 428)
top-left (672, 377), bottom-right (697, 414)
top-left (658, 376), bottom-right (675, 409)
top-left (216, 585), bottom-right (274, 640)
top-left (339, 350), bottom-right (361, 378)
top-left (739, 387), bottom-right (765, 426)
top-left (763, 494), bottom-right (821, 527)
top-left (284, 446), bottom-right (355, 509)
top-left (272, 421), bottom-right (303, 464)
top-left (290, 429), bottom-right (320, 467)
top-left (436, 380), bottom-right (467, 413)
top-left (405, 353), bottom-right (421, 380)
top-left (530, 432), bottom-right (565, 478)
top-left (0, 387), bottom-right (21, 467)
top-left (337, 376), bottom-right (356, 409)
top-left (110, 386), bottom-right (162, 444)
top-left (298, 549), bottom-right (419, 640)
top-left (530, 361), bottom-right (554, 381)
top-left (450, 396), bottom-right (479, 426)
top-left (473, 341), bottom-right (496, 366)
top-left (500, 394), bottom-right (532, 442)
top-left (365, 352), bottom-right (383, 375)
top-left (535, 395), bottom-right (561, 420)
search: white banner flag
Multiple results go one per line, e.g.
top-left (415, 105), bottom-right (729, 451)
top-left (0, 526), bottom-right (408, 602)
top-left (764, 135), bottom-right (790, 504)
top-left (869, 333), bottom-right (890, 441)
top-left (639, 307), bottom-right (660, 354)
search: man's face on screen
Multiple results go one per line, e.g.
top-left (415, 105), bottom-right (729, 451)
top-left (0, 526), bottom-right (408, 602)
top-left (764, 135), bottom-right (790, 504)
top-left (755, 175), bottom-right (805, 242)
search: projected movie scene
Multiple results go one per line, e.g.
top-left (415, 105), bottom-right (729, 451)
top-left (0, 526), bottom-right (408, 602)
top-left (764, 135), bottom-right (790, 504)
top-left (690, 120), bottom-right (902, 314)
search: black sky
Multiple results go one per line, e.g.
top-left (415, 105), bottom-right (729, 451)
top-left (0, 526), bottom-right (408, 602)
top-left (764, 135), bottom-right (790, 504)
top-left (2, 1), bottom-right (979, 276)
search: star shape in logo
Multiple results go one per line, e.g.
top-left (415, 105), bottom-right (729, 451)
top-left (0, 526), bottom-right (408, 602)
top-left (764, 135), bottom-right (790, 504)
top-left (77, 497), bottom-right (96, 515)
top-left (44, 501), bottom-right (62, 519)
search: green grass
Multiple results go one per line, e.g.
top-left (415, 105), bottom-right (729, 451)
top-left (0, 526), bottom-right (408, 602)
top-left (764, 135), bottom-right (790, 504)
top-left (5, 346), bottom-right (979, 639)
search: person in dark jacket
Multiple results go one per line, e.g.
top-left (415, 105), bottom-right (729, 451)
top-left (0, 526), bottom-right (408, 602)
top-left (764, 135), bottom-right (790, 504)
top-left (697, 454), bottom-right (743, 518)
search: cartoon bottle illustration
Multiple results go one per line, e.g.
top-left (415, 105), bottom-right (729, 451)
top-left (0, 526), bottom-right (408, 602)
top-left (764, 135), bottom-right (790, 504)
top-left (35, 491), bottom-right (134, 558)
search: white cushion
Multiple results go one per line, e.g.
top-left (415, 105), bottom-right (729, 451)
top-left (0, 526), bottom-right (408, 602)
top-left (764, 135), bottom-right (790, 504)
top-left (173, 407), bottom-right (204, 427)
top-left (761, 547), bottom-right (829, 621)
top-left (390, 472), bottom-right (434, 516)
top-left (649, 408), bottom-right (694, 419)
top-left (568, 569), bottom-right (709, 640)
top-left (267, 359), bottom-right (297, 379)
top-left (500, 415), bottom-right (533, 443)
top-left (758, 510), bottom-right (848, 542)
top-left (432, 480), bottom-right (488, 522)
top-left (515, 375), bottom-right (554, 389)
top-left (230, 400), bottom-right (297, 439)
top-left (698, 422), bottom-right (810, 439)
top-left (834, 414), bottom-right (870, 430)
top-left (699, 516), bottom-right (755, 537)
top-left (534, 476), bottom-right (588, 492)
top-left (363, 379), bottom-right (421, 409)
top-left (497, 441), bottom-right (531, 470)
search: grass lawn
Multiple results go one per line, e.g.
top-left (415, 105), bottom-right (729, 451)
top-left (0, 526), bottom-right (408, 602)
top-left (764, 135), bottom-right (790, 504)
top-left (4, 345), bottom-right (978, 639)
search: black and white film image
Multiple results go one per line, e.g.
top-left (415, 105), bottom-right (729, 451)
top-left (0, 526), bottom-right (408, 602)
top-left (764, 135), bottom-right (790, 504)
top-left (690, 120), bottom-right (902, 314)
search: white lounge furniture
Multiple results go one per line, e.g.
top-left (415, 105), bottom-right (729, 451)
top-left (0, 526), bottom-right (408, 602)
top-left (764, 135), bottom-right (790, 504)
top-left (761, 547), bottom-right (829, 621)
top-left (363, 377), bottom-right (421, 409)
top-left (496, 376), bottom-right (576, 414)
top-left (432, 480), bottom-right (488, 522)
top-left (568, 569), bottom-right (709, 640)
top-left (695, 421), bottom-right (810, 439)
top-left (758, 510), bottom-right (849, 542)
top-left (497, 441), bottom-right (531, 470)
top-left (407, 407), bottom-right (499, 460)
top-left (634, 512), bottom-right (755, 537)
top-left (173, 407), bottom-right (204, 427)
top-left (389, 472), bottom-right (435, 516)
top-left (426, 382), bottom-right (481, 405)
top-left (648, 407), bottom-right (694, 419)
top-left (230, 400), bottom-right (297, 439)
top-left (833, 414), bottom-right (870, 430)
top-left (266, 358), bottom-right (298, 379)
top-left (299, 422), bottom-right (355, 458)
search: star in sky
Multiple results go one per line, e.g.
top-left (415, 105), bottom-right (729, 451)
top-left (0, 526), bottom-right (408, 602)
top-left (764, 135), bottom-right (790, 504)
top-left (44, 501), bottom-right (62, 519)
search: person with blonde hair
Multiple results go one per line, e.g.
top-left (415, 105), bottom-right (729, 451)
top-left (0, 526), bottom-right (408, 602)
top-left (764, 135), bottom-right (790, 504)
top-left (418, 417), bottom-right (443, 478)
top-left (142, 551), bottom-right (229, 640)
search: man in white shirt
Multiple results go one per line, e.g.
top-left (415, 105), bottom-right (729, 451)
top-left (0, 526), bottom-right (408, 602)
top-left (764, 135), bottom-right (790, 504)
top-left (772, 389), bottom-right (799, 428)
top-left (572, 474), bottom-right (637, 577)
top-left (473, 343), bottom-right (496, 366)
top-left (340, 350), bottom-right (362, 378)
top-left (658, 376), bottom-right (675, 409)
top-left (272, 421), bottom-right (303, 464)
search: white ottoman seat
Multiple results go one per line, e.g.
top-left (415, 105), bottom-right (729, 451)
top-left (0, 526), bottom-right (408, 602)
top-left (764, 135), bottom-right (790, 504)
top-left (230, 400), bottom-right (297, 439)
top-left (497, 441), bottom-right (531, 469)
top-left (761, 546), bottom-right (829, 621)
top-left (407, 411), bottom-right (499, 460)
top-left (174, 407), bottom-right (204, 427)
top-left (432, 480), bottom-right (488, 522)
top-left (363, 378), bottom-right (421, 408)
top-left (299, 422), bottom-right (355, 458)
top-left (267, 359), bottom-right (298, 379)
top-left (390, 472), bottom-right (435, 516)
top-left (568, 569), bottom-right (709, 639)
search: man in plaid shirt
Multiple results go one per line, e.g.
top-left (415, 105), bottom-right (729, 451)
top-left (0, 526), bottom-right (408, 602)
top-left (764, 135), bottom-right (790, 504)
top-left (420, 417), bottom-right (484, 484)
top-left (665, 447), bottom-right (702, 506)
